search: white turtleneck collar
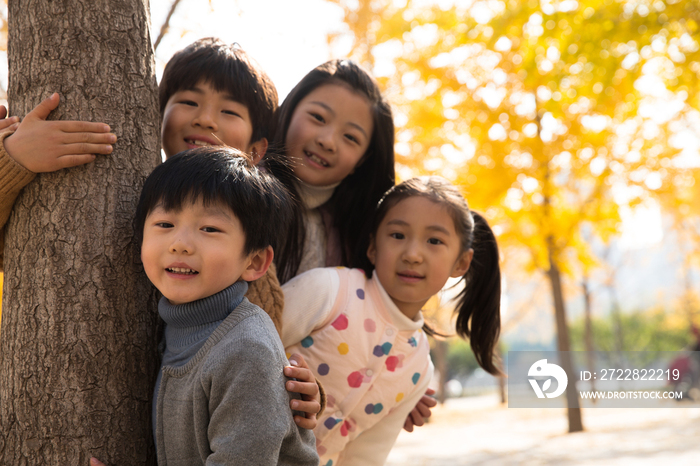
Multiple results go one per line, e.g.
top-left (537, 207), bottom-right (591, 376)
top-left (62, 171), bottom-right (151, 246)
top-left (296, 179), bottom-right (340, 210)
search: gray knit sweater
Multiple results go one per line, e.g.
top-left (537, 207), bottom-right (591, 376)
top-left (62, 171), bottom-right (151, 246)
top-left (153, 282), bottom-right (319, 465)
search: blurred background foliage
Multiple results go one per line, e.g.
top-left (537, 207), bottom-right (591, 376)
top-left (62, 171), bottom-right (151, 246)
top-left (569, 302), bottom-right (693, 352)
top-left (327, 0), bottom-right (699, 289)
top-left (326, 0), bottom-right (700, 401)
top-left (1, 0), bottom-right (700, 398)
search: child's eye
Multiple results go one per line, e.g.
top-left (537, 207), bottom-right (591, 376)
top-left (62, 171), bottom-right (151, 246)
top-left (202, 226), bottom-right (220, 233)
top-left (222, 109), bottom-right (241, 117)
top-left (310, 112), bottom-right (325, 123)
top-left (390, 232), bottom-right (405, 240)
top-left (155, 222), bottom-right (174, 228)
top-left (345, 133), bottom-right (359, 144)
top-left (179, 100), bottom-right (197, 107)
top-left (428, 238), bottom-right (444, 245)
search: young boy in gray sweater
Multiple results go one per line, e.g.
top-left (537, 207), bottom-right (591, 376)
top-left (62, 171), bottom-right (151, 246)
top-left (130, 146), bottom-right (318, 465)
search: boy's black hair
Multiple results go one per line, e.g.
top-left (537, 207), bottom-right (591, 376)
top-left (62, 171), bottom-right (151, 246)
top-left (133, 146), bottom-right (292, 256)
top-left (159, 37), bottom-right (278, 144)
top-left (263, 59), bottom-right (395, 283)
top-left (369, 177), bottom-right (502, 376)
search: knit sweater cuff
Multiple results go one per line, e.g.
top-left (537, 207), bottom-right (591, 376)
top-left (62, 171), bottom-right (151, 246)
top-left (0, 129), bottom-right (36, 198)
top-left (317, 377), bottom-right (327, 417)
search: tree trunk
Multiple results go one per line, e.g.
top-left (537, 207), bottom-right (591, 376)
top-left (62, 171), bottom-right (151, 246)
top-left (546, 247), bottom-right (584, 433)
top-left (495, 344), bottom-right (506, 404)
top-left (581, 277), bottom-right (597, 401)
top-left (0, 1), bottom-right (161, 464)
top-left (433, 339), bottom-right (448, 405)
top-left (603, 247), bottom-right (625, 354)
top-left (609, 287), bottom-right (625, 353)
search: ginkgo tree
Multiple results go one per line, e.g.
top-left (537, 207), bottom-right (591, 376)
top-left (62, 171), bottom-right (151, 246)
top-left (327, 0), bottom-right (700, 432)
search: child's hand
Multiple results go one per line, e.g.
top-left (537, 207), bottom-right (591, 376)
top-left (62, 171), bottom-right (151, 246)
top-left (284, 353), bottom-right (321, 430)
top-left (0, 105), bottom-right (20, 132)
top-left (89, 458), bottom-right (106, 466)
top-left (4, 93), bottom-right (116, 173)
top-left (403, 387), bottom-right (437, 432)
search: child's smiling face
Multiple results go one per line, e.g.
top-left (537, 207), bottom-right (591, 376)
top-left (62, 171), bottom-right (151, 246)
top-left (285, 83), bottom-right (373, 187)
top-left (161, 80), bottom-right (267, 161)
top-left (367, 196), bottom-right (472, 319)
top-left (141, 198), bottom-right (256, 305)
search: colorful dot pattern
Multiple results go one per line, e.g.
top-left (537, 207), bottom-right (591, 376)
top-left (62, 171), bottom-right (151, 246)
top-left (284, 268), bottom-right (432, 464)
top-left (385, 354), bottom-right (405, 372)
top-left (301, 336), bottom-right (313, 348)
top-left (331, 314), bottom-right (349, 330)
top-left (324, 417), bottom-right (342, 430)
top-left (364, 403), bottom-right (384, 414)
top-left (372, 342), bottom-right (393, 357)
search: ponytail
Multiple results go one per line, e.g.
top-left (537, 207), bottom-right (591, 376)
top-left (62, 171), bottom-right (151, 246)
top-left (454, 211), bottom-right (502, 375)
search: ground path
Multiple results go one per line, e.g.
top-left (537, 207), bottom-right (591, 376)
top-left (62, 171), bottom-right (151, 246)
top-left (386, 394), bottom-right (700, 465)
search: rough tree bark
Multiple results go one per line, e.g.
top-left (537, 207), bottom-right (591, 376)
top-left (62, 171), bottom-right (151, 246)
top-left (0, 1), bottom-right (161, 464)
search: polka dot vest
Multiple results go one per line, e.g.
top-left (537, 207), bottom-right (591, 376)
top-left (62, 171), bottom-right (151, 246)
top-left (285, 268), bottom-right (432, 464)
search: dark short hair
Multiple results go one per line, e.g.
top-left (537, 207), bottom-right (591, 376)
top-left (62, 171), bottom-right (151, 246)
top-left (159, 38), bottom-right (278, 144)
top-left (134, 146), bottom-right (292, 255)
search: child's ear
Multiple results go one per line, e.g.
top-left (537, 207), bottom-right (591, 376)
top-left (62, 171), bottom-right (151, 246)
top-left (451, 248), bottom-right (473, 278)
top-left (240, 245), bottom-right (274, 282)
top-left (366, 236), bottom-right (377, 266)
top-left (248, 138), bottom-right (268, 165)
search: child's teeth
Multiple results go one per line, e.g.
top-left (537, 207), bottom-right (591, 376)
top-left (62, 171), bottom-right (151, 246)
top-left (307, 152), bottom-right (329, 167)
top-left (187, 139), bottom-right (213, 147)
top-left (168, 267), bottom-right (197, 274)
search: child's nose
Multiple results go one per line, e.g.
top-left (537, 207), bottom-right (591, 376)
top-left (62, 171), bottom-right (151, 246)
top-left (316, 129), bottom-right (336, 153)
top-left (169, 235), bottom-right (194, 254)
top-left (402, 241), bottom-right (423, 263)
top-left (192, 106), bottom-right (218, 130)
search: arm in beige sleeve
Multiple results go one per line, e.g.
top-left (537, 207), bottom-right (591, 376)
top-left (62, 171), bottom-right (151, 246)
top-left (280, 267), bottom-right (340, 348)
top-left (0, 129), bottom-right (37, 271)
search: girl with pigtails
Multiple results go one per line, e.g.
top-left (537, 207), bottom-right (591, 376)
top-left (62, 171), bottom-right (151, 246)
top-left (279, 176), bottom-right (503, 465)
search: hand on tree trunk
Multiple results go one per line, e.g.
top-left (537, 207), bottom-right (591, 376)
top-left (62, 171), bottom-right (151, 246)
top-left (0, 105), bottom-right (20, 131)
top-left (4, 93), bottom-right (117, 173)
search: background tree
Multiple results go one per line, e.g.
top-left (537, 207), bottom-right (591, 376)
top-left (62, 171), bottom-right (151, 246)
top-left (327, 0), bottom-right (700, 433)
top-left (0, 0), bottom-right (160, 464)
top-left (569, 305), bottom-right (691, 353)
